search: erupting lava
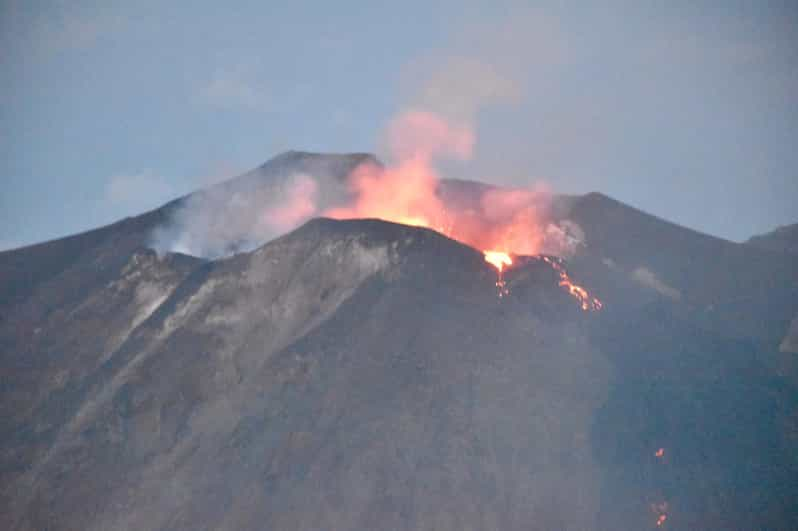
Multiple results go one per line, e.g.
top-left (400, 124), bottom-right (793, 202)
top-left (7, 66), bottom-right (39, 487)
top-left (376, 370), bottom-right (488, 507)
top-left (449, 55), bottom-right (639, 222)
top-left (543, 256), bottom-right (603, 311)
top-left (323, 110), bottom-right (602, 308)
top-left (483, 251), bottom-right (512, 272)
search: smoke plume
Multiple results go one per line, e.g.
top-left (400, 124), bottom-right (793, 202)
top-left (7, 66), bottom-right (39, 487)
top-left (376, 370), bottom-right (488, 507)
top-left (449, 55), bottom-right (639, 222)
top-left (151, 172), bottom-right (322, 258)
top-left (150, 8), bottom-right (583, 260)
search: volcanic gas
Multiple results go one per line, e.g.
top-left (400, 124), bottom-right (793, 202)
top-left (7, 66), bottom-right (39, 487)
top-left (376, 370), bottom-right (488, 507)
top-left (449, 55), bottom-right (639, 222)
top-left (322, 110), bottom-right (602, 308)
top-left (325, 111), bottom-right (550, 255)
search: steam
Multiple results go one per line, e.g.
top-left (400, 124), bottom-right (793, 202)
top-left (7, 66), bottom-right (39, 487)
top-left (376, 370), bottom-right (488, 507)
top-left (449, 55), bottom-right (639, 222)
top-left (325, 111), bottom-right (467, 230)
top-left (149, 114), bottom-right (584, 260)
top-left (149, 8), bottom-right (584, 260)
top-left (413, 57), bottom-right (521, 125)
top-left (151, 172), bottom-right (321, 258)
top-left (631, 267), bottom-right (682, 300)
top-left (320, 6), bottom-right (580, 257)
top-left (259, 174), bottom-right (318, 231)
top-left (320, 109), bottom-right (582, 258)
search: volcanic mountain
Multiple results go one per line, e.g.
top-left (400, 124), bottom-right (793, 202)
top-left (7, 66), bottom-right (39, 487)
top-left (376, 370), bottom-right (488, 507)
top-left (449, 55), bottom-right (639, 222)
top-left (1, 152), bottom-right (797, 530)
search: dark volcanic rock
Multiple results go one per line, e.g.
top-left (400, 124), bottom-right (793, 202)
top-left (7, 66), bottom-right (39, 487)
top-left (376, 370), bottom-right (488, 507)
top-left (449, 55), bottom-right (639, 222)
top-left (747, 223), bottom-right (798, 256)
top-left (565, 192), bottom-right (798, 348)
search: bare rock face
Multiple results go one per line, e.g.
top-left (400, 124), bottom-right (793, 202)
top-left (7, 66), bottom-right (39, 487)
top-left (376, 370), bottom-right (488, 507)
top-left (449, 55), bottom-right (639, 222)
top-left (1, 218), bottom-right (611, 531)
top-left (747, 223), bottom-right (798, 256)
top-left (1, 152), bottom-right (797, 530)
top-left (781, 316), bottom-right (798, 353)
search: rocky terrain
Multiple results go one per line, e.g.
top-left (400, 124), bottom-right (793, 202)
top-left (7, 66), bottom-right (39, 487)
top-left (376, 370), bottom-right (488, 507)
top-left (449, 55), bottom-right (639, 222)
top-left (747, 223), bottom-right (798, 256)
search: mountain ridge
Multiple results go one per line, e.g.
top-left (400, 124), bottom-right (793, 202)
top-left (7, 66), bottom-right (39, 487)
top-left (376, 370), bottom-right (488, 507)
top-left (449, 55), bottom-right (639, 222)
top-left (747, 222), bottom-right (798, 255)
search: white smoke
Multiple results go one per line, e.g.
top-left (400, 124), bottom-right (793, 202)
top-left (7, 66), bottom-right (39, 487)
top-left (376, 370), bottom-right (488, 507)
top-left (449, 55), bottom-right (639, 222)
top-left (631, 267), bottom-right (682, 300)
top-left (541, 219), bottom-right (585, 257)
top-left (150, 172), bottom-right (321, 258)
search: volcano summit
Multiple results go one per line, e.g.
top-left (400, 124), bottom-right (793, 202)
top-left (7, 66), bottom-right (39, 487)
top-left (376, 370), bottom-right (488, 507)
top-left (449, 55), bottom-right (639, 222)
top-left (1, 152), bottom-right (797, 530)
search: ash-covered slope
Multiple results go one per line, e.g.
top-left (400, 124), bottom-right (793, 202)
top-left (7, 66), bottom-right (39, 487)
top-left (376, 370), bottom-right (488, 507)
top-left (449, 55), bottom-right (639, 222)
top-left (2, 218), bottom-right (612, 530)
top-left (1, 216), bottom-right (796, 530)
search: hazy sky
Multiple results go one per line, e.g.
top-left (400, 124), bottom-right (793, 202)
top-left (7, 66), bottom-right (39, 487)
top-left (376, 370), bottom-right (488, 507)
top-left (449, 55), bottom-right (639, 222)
top-left (2, 1), bottom-right (796, 249)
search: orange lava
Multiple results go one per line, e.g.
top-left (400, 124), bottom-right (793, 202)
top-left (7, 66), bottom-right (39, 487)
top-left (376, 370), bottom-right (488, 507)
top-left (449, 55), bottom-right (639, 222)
top-left (651, 501), bottom-right (669, 527)
top-left (483, 251), bottom-right (512, 297)
top-left (324, 111), bottom-right (550, 257)
top-left (543, 256), bottom-right (603, 311)
top-left (484, 251), bottom-right (512, 272)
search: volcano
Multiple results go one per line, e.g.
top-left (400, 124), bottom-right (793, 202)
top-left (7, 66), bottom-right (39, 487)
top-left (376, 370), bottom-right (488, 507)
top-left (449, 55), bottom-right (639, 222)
top-left (1, 152), bottom-right (797, 530)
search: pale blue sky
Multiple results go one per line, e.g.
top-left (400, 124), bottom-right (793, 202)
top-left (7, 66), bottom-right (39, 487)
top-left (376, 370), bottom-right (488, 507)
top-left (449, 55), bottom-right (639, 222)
top-left (2, 1), bottom-right (796, 250)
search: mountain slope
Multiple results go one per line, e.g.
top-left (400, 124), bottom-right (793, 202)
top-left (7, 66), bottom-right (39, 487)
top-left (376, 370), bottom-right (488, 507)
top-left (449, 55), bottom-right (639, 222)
top-left (1, 152), bottom-right (797, 530)
top-left (2, 218), bottom-right (613, 530)
top-left (746, 223), bottom-right (798, 354)
top-left (564, 192), bottom-right (798, 349)
top-left (746, 223), bottom-right (798, 255)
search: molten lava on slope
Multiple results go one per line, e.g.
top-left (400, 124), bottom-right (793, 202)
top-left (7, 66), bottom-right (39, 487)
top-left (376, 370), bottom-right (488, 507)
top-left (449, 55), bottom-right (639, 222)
top-left (542, 256), bottom-right (603, 311)
top-left (329, 173), bottom-right (601, 306)
top-left (483, 251), bottom-right (512, 298)
top-left (321, 110), bottom-right (602, 308)
top-left (480, 252), bottom-right (602, 309)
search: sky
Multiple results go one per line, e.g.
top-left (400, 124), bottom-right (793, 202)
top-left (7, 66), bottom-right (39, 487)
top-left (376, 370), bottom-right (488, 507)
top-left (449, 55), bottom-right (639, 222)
top-left (2, 1), bottom-right (797, 250)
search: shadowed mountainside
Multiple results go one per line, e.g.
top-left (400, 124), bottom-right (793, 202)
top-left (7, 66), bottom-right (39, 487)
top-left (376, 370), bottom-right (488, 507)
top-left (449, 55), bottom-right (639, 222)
top-left (746, 223), bottom-right (798, 256)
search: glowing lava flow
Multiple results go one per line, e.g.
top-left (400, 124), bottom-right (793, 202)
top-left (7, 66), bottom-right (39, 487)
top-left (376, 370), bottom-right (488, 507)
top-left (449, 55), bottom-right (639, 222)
top-left (651, 501), bottom-right (669, 527)
top-left (484, 251), bottom-right (512, 297)
top-left (652, 450), bottom-right (668, 526)
top-left (484, 251), bottom-right (512, 272)
top-left (543, 256), bottom-right (603, 311)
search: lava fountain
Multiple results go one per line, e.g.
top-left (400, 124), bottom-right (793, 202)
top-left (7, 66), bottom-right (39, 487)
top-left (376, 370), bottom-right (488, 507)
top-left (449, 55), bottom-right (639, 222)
top-left (483, 251), bottom-right (512, 297)
top-left (483, 251), bottom-right (512, 272)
